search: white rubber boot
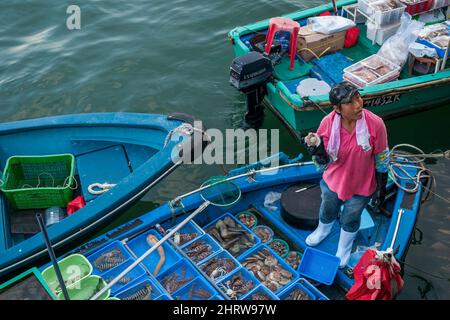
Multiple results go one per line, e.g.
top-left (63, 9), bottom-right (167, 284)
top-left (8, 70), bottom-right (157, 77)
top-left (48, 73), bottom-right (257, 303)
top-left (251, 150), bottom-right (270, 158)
top-left (336, 228), bottom-right (358, 268)
top-left (305, 220), bottom-right (335, 246)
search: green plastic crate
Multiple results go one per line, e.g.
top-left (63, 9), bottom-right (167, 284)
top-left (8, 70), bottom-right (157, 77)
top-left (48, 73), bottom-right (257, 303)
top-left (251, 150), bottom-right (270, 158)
top-left (0, 154), bottom-right (76, 209)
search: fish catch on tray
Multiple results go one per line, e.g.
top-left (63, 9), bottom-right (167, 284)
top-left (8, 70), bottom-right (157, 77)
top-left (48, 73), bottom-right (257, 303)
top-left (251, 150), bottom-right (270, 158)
top-left (242, 248), bottom-right (294, 292)
top-left (237, 212), bottom-right (257, 229)
top-left (173, 231), bottom-right (199, 246)
top-left (121, 284), bottom-right (153, 300)
top-left (93, 249), bottom-right (126, 272)
top-left (160, 266), bottom-right (194, 293)
top-left (206, 216), bottom-right (257, 257)
top-left (284, 251), bottom-right (302, 270)
top-left (183, 239), bottom-right (214, 263)
top-left (200, 256), bottom-right (236, 281)
top-left (218, 272), bottom-right (255, 299)
top-left (285, 288), bottom-right (312, 300)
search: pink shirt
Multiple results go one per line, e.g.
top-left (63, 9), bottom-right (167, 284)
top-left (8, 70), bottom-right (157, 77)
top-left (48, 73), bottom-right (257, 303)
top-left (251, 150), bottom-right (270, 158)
top-left (317, 109), bottom-right (388, 201)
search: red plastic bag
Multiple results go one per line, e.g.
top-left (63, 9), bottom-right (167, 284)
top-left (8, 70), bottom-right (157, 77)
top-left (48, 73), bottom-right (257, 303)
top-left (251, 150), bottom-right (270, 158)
top-left (344, 27), bottom-right (360, 48)
top-left (67, 196), bottom-right (86, 215)
top-left (346, 249), bottom-right (404, 300)
top-left (319, 11), bottom-right (331, 16)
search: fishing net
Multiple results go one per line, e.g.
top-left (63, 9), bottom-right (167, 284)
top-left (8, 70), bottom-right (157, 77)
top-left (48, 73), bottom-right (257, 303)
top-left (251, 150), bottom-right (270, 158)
top-left (199, 176), bottom-right (241, 207)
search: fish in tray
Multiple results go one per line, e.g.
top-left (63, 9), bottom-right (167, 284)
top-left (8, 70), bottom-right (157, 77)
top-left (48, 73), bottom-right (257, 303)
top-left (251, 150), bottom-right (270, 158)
top-left (184, 239), bottom-right (214, 263)
top-left (241, 248), bottom-right (294, 292)
top-left (206, 216), bottom-right (257, 257)
top-left (93, 249), bottom-right (126, 272)
top-left (286, 288), bottom-right (312, 301)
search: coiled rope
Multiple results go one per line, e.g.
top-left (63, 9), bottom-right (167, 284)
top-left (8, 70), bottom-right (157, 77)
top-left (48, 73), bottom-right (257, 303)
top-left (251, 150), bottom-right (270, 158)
top-left (388, 144), bottom-right (450, 204)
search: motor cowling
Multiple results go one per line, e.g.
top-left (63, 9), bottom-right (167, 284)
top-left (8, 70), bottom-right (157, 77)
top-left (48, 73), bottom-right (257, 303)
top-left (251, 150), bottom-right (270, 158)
top-left (230, 51), bottom-right (273, 92)
top-left (229, 52), bottom-right (273, 128)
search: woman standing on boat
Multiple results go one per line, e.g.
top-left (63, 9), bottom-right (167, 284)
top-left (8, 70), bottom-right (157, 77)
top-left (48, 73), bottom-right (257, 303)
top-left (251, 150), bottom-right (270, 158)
top-left (303, 81), bottom-right (390, 268)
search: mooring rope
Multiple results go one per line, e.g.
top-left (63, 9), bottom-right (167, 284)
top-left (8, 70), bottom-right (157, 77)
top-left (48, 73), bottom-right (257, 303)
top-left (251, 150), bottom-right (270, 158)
top-left (388, 144), bottom-right (450, 203)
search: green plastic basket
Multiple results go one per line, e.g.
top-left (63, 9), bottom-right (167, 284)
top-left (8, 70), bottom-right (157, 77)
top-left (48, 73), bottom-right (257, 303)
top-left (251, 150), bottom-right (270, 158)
top-left (0, 154), bottom-right (76, 209)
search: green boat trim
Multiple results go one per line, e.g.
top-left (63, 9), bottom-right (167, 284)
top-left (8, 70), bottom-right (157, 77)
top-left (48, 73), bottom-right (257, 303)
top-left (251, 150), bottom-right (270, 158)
top-left (228, 0), bottom-right (450, 134)
top-left (0, 267), bottom-right (57, 300)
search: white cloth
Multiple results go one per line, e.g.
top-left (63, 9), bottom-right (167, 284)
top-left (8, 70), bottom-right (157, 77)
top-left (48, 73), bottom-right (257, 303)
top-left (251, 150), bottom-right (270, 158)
top-left (327, 110), bottom-right (371, 162)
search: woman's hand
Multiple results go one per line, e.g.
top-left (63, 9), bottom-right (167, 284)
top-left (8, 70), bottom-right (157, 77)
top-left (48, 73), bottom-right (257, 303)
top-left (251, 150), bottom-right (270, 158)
top-left (304, 132), bottom-right (321, 148)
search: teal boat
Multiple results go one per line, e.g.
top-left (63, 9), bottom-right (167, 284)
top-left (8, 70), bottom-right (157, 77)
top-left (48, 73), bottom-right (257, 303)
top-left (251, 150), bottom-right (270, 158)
top-left (228, 0), bottom-right (450, 137)
top-left (0, 151), bottom-right (430, 300)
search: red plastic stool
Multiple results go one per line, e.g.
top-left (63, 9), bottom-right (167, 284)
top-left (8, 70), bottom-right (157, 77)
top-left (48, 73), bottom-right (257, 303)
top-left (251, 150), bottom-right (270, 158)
top-left (264, 17), bottom-right (300, 70)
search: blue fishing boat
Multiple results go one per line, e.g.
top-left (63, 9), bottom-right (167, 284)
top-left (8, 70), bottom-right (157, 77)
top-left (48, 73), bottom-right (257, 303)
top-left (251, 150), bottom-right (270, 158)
top-left (1, 149), bottom-right (430, 300)
top-left (0, 112), bottom-right (200, 278)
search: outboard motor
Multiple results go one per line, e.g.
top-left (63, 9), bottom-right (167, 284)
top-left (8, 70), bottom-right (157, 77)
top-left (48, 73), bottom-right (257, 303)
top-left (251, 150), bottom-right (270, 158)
top-left (230, 51), bottom-right (273, 128)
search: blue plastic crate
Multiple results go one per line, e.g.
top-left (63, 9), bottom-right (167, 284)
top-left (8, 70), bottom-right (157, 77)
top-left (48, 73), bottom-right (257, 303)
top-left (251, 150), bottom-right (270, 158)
top-left (243, 285), bottom-right (279, 300)
top-left (238, 243), bottom-right (299, 295)
top-left (217, 267), bottom-right (259, 300)
top-left (115, 277), bottom-right (163, 300)
top-left (161, 219), bottom-right (204, 247)
top-left (101, 258), bottom-right (146, 295)
top-left (298, 278), bottom-right (329, 300)
top-left (127, 229), bottom-right (181, 276)
top-left (277, 280), bottom-right (317, 300)
top-left (209, 294), bottom-right (225, 300)
top-left (203, 212), bottom-right (261, 259)
top-left (298, 247), bottom-right (340, 285)
top-left (156, 259), bottom-right (199, 294)
top-left (182, 234), bottom-right (222, 265)
top-left (155, 294), bottom-right (172, 300)
top-left (171, 277), bottom-right (218, 300)
top-left (85, 240), bottom-right (132, 275)
top-left (417, 38), bottom-right (448, 58)
top-left (198, 250), bottom-right (240, 283)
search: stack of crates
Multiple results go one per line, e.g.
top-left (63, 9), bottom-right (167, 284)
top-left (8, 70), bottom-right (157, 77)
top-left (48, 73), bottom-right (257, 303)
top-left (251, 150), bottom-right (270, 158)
top-left (358, 0), bottom-right (406, 45)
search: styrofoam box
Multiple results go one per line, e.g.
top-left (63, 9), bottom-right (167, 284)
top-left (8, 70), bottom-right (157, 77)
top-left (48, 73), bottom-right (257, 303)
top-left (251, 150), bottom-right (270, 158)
top-left (361, 0), bottom-right (406, 25)
top-left (366, 20), bottom-right (401, 45)
top-left (358, 0), bottom-right (382, 15)
top-left (371, 0), bottom-right (406, 25)
top-left (343, 54), bottom-right (401, 87)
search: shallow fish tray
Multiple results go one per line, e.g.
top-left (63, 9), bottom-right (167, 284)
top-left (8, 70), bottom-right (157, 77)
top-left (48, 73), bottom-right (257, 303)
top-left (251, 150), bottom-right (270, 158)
top-left (238, 243), bottom-right (299, 295)
top-left (217, 267), bottom-right (259, 300)
top-left (101, 258), bottom-right (147, 295)
top-left (171, 277), bottom-right (218, 300)
top-left (242, 285), bottom-right (279, 300)
top-left (198, 250), bottom-right (240, 283)
top-left (277, 280), bottom-right (318, 300)
top-left (85, 240), bottom-right (131, 275)
top-left (127, 229), bottom-right (181, 276)
top-left (161, 219), bottom-right (204, 247)
top-left (115, 277), bottom-right (164, 300)
top-left (203, 212), bottom-right (261, 259)
top-left (156, 259), bottom-right (199, 294)
top-left (181, 233), bottom-right (222, 265)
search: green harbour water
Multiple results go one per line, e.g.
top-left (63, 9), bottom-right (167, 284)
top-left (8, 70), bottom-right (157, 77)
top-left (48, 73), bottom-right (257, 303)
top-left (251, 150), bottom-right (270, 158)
top-left (0, 0), bottom-right (449, 299)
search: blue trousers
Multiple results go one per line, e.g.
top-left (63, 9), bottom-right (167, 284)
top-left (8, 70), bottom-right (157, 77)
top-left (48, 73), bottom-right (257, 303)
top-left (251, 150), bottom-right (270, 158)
top-left (319, 179), bottom-right (371, 233)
